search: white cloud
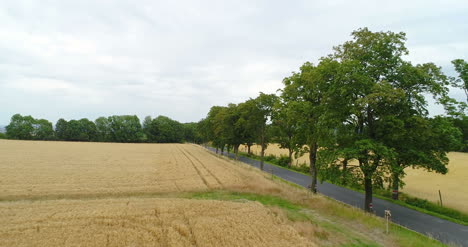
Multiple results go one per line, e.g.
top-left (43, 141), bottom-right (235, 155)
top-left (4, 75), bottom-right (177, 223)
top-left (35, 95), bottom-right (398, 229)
top-left (0, 0), bottom-right (467, 124)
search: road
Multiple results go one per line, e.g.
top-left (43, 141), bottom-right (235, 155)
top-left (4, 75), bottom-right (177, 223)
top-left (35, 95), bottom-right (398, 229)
top-left (204, 146), bottom-right (468, 247)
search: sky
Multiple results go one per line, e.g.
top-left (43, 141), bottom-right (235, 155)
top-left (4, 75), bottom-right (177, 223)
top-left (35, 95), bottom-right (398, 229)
top-left (0, 0), bottom-right (467, 125)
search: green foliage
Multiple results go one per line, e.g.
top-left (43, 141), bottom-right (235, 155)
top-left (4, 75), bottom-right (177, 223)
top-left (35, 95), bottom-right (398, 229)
top-left (54, 118), bottom-right (98, 142)
top-left (277, 155), bottom-right (290, 167)
top-left (0, 132), bottom-right (6, 139)
top-left (150, 115), bottom-right (184, 143)
top-left (6, 114), bottom-right (54, 140)
top-left (107, 115), bottom-right (144, 143)
top-left (264, 154), bottom-right (276, 162)
top-left (452, 58), bottom-right (468, 103)
top-left (451, 115), bottom-right (468, 152)
top-left (95, 117), bottom-right (112, 142)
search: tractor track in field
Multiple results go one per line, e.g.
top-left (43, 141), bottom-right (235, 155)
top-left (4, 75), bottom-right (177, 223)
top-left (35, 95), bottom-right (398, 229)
top-left (180, 145), bottom-right (224, 187)
top-left (176, 145), bottom-right (211, 189)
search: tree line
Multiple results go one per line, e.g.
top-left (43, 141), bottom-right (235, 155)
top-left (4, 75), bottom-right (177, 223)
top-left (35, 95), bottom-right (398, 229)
top-left (3, 27), bottom-right (467, 213)
top-left (196, 28), bottom-right (468, 212)
top-left (5, 114), bottom-right (199, 143)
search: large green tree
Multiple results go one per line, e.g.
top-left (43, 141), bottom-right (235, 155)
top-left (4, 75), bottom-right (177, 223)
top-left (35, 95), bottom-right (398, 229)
top-left (281, 61), bottom-right (335, 193)
top-left (326, 28), bottom-right (454, 211)
top-left (253, 93), bottom-right (279, 170)
top-left (6, 114), bottom-right (54, 140)
top-left (151, 115), bottom-right (184, 143)
top-left (108, 115), bottom-right (144, 143)
top-left (95, 117), bottom-right (112, 142)
top-left (271, 100), bottom-right (305, 168)
top-left (6, 114), bottom-right (35, 140)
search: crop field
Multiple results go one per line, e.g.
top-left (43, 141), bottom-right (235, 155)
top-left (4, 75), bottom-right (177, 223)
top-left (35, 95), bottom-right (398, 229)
top-left (245, 144), bottom-right (468, 213)
top-left (0, 140), bottom-right (256, 199)
top-left (0, 140), bottom-right (444, 246)
top-left (403, 152), bottom-right (468, 213)
top-left (241, 144), bottom-right (310, 165)
top-left (0, 198), bottom-right (313, 247)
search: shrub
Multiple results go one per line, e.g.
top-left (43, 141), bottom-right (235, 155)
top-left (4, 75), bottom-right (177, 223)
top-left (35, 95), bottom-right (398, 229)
top-left (264, 154), bottom-right (276, 162)
top-left (277, 155), bottom-right (290, 167)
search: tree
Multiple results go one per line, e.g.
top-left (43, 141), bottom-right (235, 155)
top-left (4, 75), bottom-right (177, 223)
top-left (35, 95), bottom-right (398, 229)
top-left (208, 103), bottom-right (255, 159)
top-left (281, 60), bottom-right (334, 193)
top-left (384, 116), bottom-right (461, 200)
top-left (271, 100), bottom-right (306, 168)
top-left (6, 114), bottom-right (54, 141)
top-left (451, 115), bottom-right (468, 152)
top-left (108, 115), bottom-right (144, 143)
top-left (326, 28), bottom-right (454, 211)
top-left (236, 99), bottom-right (260, 155)
top-left (183, 122), bottom-right (202, 143)
top-left (151, 116), bottom-right (184, 143)
top-left (6, 114), bottom-right (35, 140)
top-left (253, 93), bottom-right (279, 170)
top-left (142, 116), bottom-right (153, 142)
top-left (33, 119), bottom-right (54, 140)
top-left (452, 59), bottom-right (468, 103)
top-left (203, 106), bottom-right (227, 153)
top-left (55, 119), bottom-right (69, 140)
top-left (95, 117), bottom-right (112, 142)
top-left (78, 118), bottom-right (98, 141)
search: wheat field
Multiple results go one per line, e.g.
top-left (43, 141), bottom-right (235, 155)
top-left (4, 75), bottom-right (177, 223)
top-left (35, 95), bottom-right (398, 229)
top-left (0, 141), bottom-right (257, 199)
top-left (0, 140), bottom-right (441, 246)
top-left (0, 198), bottom-right (314, 247)
top-left (0, 140), bottom-right (320, 246)
top-left (403, 152), bottom-right (468, 213)
top-left (245, 144), bottom-right (468, 213)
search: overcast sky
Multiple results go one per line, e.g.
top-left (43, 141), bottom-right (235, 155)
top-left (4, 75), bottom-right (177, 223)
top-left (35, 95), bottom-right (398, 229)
top-left (0, 0), bottom-right (467, 125)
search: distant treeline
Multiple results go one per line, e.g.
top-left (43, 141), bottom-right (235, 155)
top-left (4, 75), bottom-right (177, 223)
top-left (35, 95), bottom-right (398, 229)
top-left (3, 114), bottom-right (202, 143)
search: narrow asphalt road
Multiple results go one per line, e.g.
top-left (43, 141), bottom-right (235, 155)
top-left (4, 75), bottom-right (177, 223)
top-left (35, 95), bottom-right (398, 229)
top-left (204, 146), bottom-right (468, 247)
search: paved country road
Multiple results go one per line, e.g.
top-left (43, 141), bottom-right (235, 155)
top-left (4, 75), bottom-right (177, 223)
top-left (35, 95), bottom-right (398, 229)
top-left (203, 146), bottom-right (468, 247)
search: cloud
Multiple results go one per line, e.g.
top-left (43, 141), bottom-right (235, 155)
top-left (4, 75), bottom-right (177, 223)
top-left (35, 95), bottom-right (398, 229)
top-left (0, 0), bottom-right (467, 124)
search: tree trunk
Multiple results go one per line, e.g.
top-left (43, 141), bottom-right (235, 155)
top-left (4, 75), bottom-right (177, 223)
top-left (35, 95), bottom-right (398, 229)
top-left (309, 142), bottom-right (318, 193)
top-left (260, 143), bottom-right (265, 171)
top-left (392, 171), bottom-right (400, 200)
top-left (234, 145), bottom-right (239, 160)
top-left (364, 173), bottom-right (373, 212)
top-left (247, 144), bottom-right (252, 155)
top-left (260, 129), bottom-right (265, 171)
top-left (342, 158), bottom-right (348, 185)
top-left (216, 147), bottom-right (219, 154)
top-left (288, 148), bottom-right (293, 168)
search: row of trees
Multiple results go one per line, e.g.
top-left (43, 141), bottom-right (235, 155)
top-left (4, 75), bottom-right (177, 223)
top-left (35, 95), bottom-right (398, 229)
top-left (5, 114), bottom-right (197, 143)
top-left (197, 28), bottom-right (467, 212)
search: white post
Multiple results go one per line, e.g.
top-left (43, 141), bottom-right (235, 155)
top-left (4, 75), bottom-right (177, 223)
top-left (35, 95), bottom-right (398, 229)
top-left (385, 210), bottom-right (391, 234)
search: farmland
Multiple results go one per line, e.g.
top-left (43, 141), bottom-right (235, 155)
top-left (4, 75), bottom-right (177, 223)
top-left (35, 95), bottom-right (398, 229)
top-left (0, 140), bottom-right (445, 246)
top-left (243, 144), bottom-right (468, 213)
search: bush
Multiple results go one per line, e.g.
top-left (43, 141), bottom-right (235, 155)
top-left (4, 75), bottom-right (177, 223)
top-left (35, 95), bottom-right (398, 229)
top-left (0, 133), bottom-right (6, 139)
top-left (291, 163), bottom-right (309, 174)
top-left (264, 154), bottom-right (276, 162)
top-left (277, 155), bottom-right (290, 167)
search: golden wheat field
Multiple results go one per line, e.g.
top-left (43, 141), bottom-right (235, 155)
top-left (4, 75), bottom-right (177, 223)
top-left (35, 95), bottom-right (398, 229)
top-left (0, 140), bottom-right (439, 246)
top-left (0, 140), bottom-right (253, 198)
top-left (245, 144), bottom-right (468, 213)
top-left (403, 152), bottom-right (468, 213)
top-left (0, 140), bottom-right (320, 247)
top-left (0, 198), bottom-right (314, 247)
